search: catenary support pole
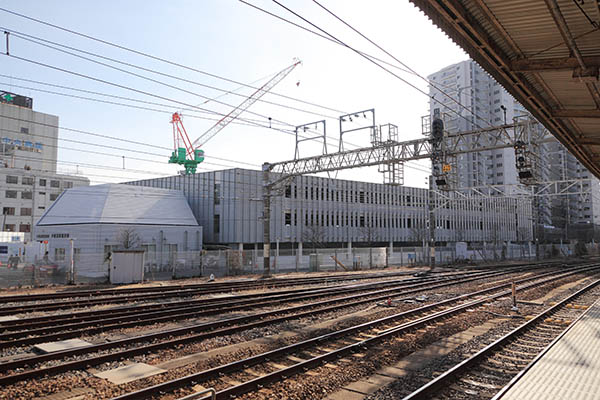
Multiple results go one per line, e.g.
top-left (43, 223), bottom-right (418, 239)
top-left (262, 163), bottom-right (271, 277)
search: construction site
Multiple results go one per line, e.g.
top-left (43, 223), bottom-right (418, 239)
top-left (1, 1), bottom-right (600, 399)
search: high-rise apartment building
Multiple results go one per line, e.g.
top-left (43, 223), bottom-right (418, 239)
top-left (428, 60), bottom-right (528, 189)
top-left (0, 91), bottom-right (89, 240)
top-left (428, 60), bottom-right (600, 240)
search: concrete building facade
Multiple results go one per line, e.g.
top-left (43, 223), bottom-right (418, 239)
top-left (0, 94), bottom-right (90, 240)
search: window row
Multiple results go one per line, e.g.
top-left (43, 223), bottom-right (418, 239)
top-left (2, 207), bottom-right (31, 216)
top-left (3, 223), bottom-right (31, 233)
top-left (5, 190), bottom-right (59, 200)
top-left (284, 185), bottom-right (426, 206)
top-left (5, 176), bottom-right (73, 188)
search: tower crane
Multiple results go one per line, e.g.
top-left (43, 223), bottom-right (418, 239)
top-left (169, 59), bottom-right (301, 174)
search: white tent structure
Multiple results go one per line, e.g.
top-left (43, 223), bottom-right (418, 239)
top-left (35, 184), bottom-right (202, 280)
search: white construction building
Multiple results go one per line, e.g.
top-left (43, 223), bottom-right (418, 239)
top-left (35, 184), bottom-right (202, 280)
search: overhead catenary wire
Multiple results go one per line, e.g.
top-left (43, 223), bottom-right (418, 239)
top-left (2, 53), bottom-right (364, 155)
top-left (0, 126), bottom-right (250, 171)
top-left (0, 7), bottom-right (431, 176)
top-left (4, 31), bottom-right (379, 154)
top-left (0, 113), bottom-right (431, 174)
top-left (0, 80), bottom-right (293, 130)
top-left (266, 0), bottom-right (487, 131)
top-left (2, 28), bottom-right (343, 122)
top-left (0, 12), bottom-right (404, 152)
top-left (2, 38), bottom-right (307, 137)
top-left (0, 7), bottom-right (349, 115)
top-left (0, 114), bottom-right (260, 168)
top-left (309, 0), bottom-right (494, 130)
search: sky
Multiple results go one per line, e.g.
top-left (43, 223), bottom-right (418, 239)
top-left (0, 0), bottom-right (468, 188)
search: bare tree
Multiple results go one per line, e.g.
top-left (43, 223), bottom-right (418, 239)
top-left (360, 224), bottom-right (379, 268)
top-left (116, 228), bottom-right (141, 250)
top-left (517, 226), bottom-right (531, 259)
top-left (302, 225), bottom-right (326, 254)
top-left (410, 222), bottom-right (428, 263)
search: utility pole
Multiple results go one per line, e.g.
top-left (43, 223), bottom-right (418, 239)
top-left (428, 178), bottom-right (436, 269)
top-left (262, 163), bottom-right (272, 277)
top-left (69, 238), bottom-right (75, 284)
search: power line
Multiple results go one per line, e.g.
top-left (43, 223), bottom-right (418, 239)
top-left (3, 41), bottom-right (304, 136)
top-left (3, 29), bottom-right (342, 122)
top-left (0, 114), bottom-right (260, 168)
top-left (0, 7), bottom-right (349, 116)
top-left (237, 0), bottom-right (415, 76)
top-left (310, 0), bottom-right (493, 130)
top-left (0, 125), bottom-right (249, 171)
top-left (0, 79), bottom-right (292, 130)
top-left (0, 11), bottom-right (383, 153)
top-left (0, 10), bottom-right (431, 176)
top-left (3, 52), bottom-right (361, 155)
top-left (247, 1), bottom-right (488, 131)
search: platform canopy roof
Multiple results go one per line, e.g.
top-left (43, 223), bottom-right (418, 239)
top-left (37, 184), bottom-right (198, 226)
top-left (411, 0), bottom-right (600, 177)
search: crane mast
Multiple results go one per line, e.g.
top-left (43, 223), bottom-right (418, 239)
top-left (169, 59), bottom-right (301, 174)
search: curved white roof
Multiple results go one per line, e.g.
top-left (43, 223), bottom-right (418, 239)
top-left (36, 184), bottom-right (198, 226)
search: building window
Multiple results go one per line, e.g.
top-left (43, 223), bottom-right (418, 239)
top-left (20, 208), bottom-right (32, 216)
top-left (20, 127), bottom-right (29, 134)
top-left (50, 180), bottom-right (60, 188)
top-left (213, 183), bottom-right (220, 205)
top-left (73, 248), bottom-right (81, 262)
top-left (22, 191), bottom-right (32, 199)
top-left (285, 211), bottom-right (292, 225)
top-left (6, 176), bottom-right (18, 184)
top-left (64, 181), bottom-right (73, 189)
top-left (213, 214), bottom-right (220, 235)
top-left (49, 193), bottom-right (59, 201)
top-left (39, 191), bottom-right (46, 196)
top-left (5, 190), bottom-right (17, 199)
top-left (22, 177), bottom-right (34, 185)
top-left (4, 224), bottom-right (15, 232)
top-left (19, 224), bottom-right (30, 233)
top-left (2, 207), bottom-right (15, 215)
top-left (55, 248), bottom-right (66, 261)
top-left (38, 206), bottom-right (45, 210)
top-left (39, 179), bottom-right (46, 186)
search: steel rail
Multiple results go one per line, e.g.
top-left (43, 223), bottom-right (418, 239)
top-left (0, 268), bottom-right (519, 334)
top-left (0, 270), bottom-right (429, 303)
top-left (111, 266), bottom-right (600, 400)
top-left (0, 270), bottom-right (429, 316)
top-left (0, 273), bottom-right (460, 346)
top-left (402, 278), bottom-right (600, 399)
top-left (0, 268), bottom-right (519, 379)
top-left (0, 273), bottom-right (449, 330)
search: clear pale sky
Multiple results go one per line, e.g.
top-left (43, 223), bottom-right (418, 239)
top-left (0, 0), bottom-right (467, 188)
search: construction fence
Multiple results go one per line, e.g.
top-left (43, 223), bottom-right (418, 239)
top-left (1, 241), bottom-right (595, 289)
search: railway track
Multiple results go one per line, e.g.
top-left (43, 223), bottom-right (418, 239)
top-left (94, 264), bottom-right (598, 399)
top-left (0, 269), bottom-right (442, 304)
top-left (0, 269), bottom-right (516, 349)
top-left (0, 270), bottom-right (433, 316)
top-left (0, 266), bottom-right (536, 384)
top-left (401, 278), bottom-right (600, 399)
